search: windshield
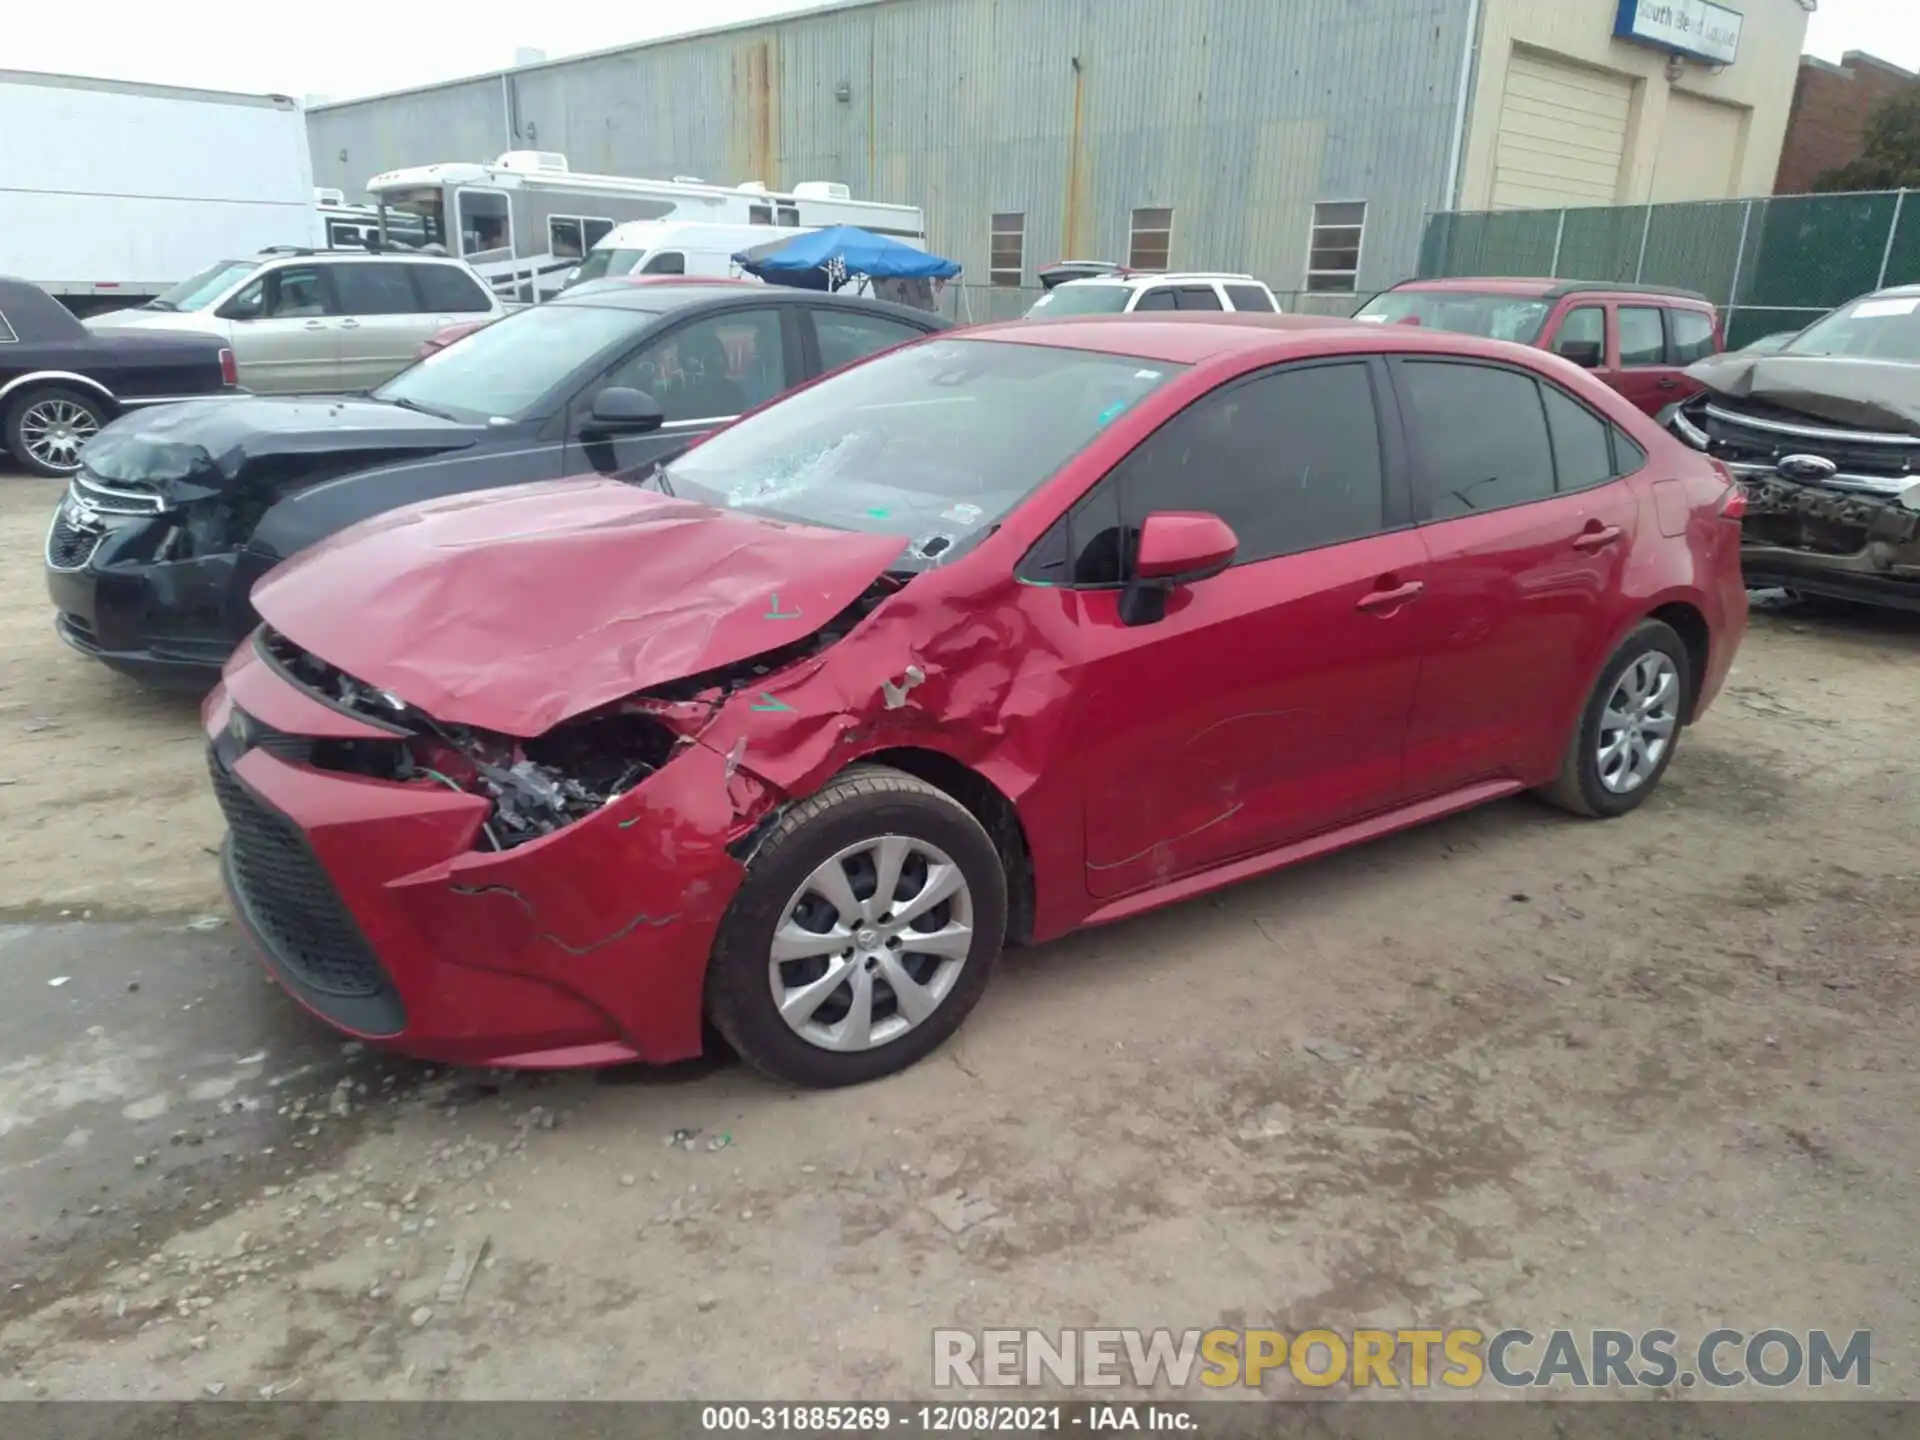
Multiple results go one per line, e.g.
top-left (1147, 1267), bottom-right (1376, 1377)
top-left (1784, 294), bottom-right (1920, 361)
top-left (375, 302), bottom-right (655, 422)
top-left (1027, 284), bottom-right (1132, 317)
top-left (1353, 290), bottom-right (1551, 344)
top-left (378, 190), bottom-right (450, 251)
top-left (656, 338), bottom-right (1186, 569)
top-left (147, 259), bottom-right (257, 312)
top-left (570, 248), bottom-right (642, 286)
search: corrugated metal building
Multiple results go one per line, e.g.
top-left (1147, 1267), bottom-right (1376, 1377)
top-left (305, 0), bottom-right (1809, 312)
top-left (308, 0), bottom-right (1474, 311)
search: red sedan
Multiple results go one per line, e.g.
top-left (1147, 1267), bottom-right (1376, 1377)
top-left (202, 315), bottom-right (1747, 1087)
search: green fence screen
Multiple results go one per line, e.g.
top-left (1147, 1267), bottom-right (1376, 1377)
top-left (1418, 190), bottom-right (1920, 348)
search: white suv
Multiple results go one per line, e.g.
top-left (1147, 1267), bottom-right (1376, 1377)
top-left (85, 250), bottom-right (504, 393)
top-left (1026, 272), bottom-right (1281, 318)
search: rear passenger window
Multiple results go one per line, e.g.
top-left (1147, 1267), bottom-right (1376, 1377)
top-left (1175, 286), bottom-right (1222, 311)
top-left (1400, 361), bottom-right (1555, 519)
top-left (1671, 310), bottom-right (1716, 364)
top-left (1618, 307), bottom-right (1667, 366)
top-left (1115, 362), bottom-right (1385, 566)
top-left (1132, 289), bottom-right (1177, 312)
top-left (413, 263), bottom-right (493, 314)
top-left (330, 262), bottom-right (420, 315)
top-left (814, 311), bottom-right (927, 373)
top-left (1541, 385), bottom-right (1615, 492)
top-left (1225, 285), bottom-right (1275, 312)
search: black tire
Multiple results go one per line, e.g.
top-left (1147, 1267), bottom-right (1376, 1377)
top-left (1538, 618), bottom-right (1692, 819)
top-left (705, 764), bottom-right (1008, 1088)
top-left (5, 385), bottom-right (108, 478)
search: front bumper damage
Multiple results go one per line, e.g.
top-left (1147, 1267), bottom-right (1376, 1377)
top-left (46, 474), bottom-right (263, 686)
top-left (204, 636), bottom-right (765, 1067)
top-left (1667, 396), bottom-right (1920, 610)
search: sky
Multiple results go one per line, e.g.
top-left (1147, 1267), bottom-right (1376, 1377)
top-left (5, 0), bottom-right (1916, 103)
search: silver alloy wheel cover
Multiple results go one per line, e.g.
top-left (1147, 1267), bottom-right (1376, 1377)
top-left (19, 397), bottom-right (99, 472)
top-left (769, 834), bottom-right (974, 1053)
top-left (1596, 651), bottom-right (1679, 795)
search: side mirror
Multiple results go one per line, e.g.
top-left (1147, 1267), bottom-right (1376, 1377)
top-left (1557, 339), bottom-right (1602, 369)
top-left (584, 386), bottom-right (665, 436)
top-left (1121, 511), bottom-right (1237, 625)
top-left (217, 298), bottom-right (261, 321)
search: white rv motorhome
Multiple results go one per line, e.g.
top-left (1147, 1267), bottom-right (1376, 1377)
top-left (314, 188), bottom-right (427, 250)
top-left (365, 152), bottom-right (926, 302)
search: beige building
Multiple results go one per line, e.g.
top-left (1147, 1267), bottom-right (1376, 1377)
top-left (1455, 0), bottom-right (1812, 211)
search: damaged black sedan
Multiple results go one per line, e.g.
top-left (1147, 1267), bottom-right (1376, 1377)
top-left (45, 283), bottom-right (948, 686)
top-left (1666, 283), bottom-right (1920, 611)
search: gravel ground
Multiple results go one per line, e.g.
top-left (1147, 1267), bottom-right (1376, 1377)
top-left (0, 469), bottom-right (1915, 1401)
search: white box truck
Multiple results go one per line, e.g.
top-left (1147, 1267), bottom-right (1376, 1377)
top-left (0, 69), bottom-right (323, 316)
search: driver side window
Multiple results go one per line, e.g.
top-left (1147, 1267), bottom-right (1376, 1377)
top-left (226, 266), bottom-right (331, 320)
top-left (602, 310), bottom-right (787, 423)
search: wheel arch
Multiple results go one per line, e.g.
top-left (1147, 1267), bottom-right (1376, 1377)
top-left (1644, 599), bottom-right (1710, 724)
top-left (854, 747), bottom-right (1038, 948)
top-left (0, 370), bottom-right (118, 410)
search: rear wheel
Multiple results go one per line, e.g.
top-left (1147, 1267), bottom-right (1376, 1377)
top-left (6, 387), bottom-right (107, 477)
top-left (705, 765), bottom-right (1007, 1088)
top-left (1539, 619), bottom-right (1691, 819)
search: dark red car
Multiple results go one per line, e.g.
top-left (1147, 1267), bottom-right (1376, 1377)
top-left (203, 315), bottom-right (1747, 1087)
top-left (1355, 279), bottom-right (1724, 416)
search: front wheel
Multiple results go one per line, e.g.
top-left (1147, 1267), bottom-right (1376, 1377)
top-left (7, 386), bottom-right (108, 477)
top-left (1538, 619), bottom-right (1692, 818)
top-left (705, 765), bottom-right (1008, 1088)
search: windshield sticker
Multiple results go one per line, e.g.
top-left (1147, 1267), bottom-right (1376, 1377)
top-left (866, 506), bottom-right (891, 519)
top-left (1097, 400), bottom-right (1130, 426)
top-left (1134, 369), bottom-right (1162, 380)
top-left (940, 502), bottom-right (984, 527)
top-left (1853, 298), bottom-right (1918, 318)
top-left (750, 693), bottom-right (795, 713)
top-left (763, 593), bottom-right (802, 620)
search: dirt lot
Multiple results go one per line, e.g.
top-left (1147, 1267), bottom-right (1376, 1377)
top-left (0, 471), bottom-right (1915, 1401)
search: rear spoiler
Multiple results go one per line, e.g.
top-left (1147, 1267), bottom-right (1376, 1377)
top-left (1038, 261), bottom-right (1127, 290)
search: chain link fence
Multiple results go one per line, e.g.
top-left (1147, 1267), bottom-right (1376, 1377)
top-left (1417, 189), bottom-right (1920, 348)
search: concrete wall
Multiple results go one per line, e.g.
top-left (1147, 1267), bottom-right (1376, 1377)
top-left (1773, 51), bottom-right (1919, 195)
top-left (1456, 0), bottom-right (1810, 210)
top-left (309, 0), bottom-right (1475, 302)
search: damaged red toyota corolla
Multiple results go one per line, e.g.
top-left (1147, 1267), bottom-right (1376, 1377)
top-left (202, 316), bottom-right (1748, 1086)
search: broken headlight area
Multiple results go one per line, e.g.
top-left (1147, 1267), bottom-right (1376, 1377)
top-left (1741, 478), bottom-right (1920, 557)
top-left (255, 628), bottom-right (686, 850)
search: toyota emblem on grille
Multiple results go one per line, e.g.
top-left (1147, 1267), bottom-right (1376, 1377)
top-left (1776, 453), bottom-right (1837, 483)
top-left (68, 498), bottom-right (103, 531)
top-left (229, 710), bottom-right (252, 751)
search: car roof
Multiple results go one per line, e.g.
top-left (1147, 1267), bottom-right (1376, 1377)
top-left (254, 247), bottom-right (461, 264)
top-left (548, 283), bottom-right (950, 327)
top-left (1390, 276), bottom-right (1712, 304)
top-left (958, 312), bottom-right (1560, 367)
top-left (1059, 271), bottom-right (1264, 290)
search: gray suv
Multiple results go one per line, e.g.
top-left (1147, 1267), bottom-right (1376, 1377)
top-left (84, 250), bottom-right (505, 393)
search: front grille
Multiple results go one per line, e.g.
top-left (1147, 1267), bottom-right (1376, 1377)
top-left (1696, 400), bottom-right (1917, 492)
top-left (45, 508), bottom-right (103, 570)
top-left (209, 750), bottom-right (388, 999)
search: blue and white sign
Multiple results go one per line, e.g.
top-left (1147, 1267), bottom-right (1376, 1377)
top-left (1614, 0), bottom-right (1743, 66)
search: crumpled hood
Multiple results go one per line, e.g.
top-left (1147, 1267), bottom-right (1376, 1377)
top-left (1684, 353), bottom-right (1920, 436)
top-left (252, 477), bottom-right (912, 736)
top-left (82, 395), bottom-right (485, 504)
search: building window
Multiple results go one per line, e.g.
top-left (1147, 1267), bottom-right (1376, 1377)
top-left (1129, 208), bottom-right (1173, 271)
top-left (1306, 201), bottom-right (1367, 293)
top-left (990, 213), bottom-right (1025, 287)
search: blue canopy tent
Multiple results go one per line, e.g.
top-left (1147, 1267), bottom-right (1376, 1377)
top-left (734, 226), bottom-right (960, 302)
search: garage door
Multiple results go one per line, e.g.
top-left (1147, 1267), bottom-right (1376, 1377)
top-left (1491, 51), bottom-right (1632, 209)
top-left (1652, 91), bottom-right (1746, 201)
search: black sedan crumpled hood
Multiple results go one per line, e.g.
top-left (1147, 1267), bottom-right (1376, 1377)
top-left (82, 396), bottom-right (487, 506)
top-left (1684, 353), bottom-right (1920, 436)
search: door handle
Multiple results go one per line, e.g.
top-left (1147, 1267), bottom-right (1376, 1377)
top-left (1356, 579), bottom-right (1425, 612)
top-left (1572, 524), bottom-right (1624, 552)
top-left (1656, 377), bottom-right (1680, 390)
top-left (303, 320), bottom-right (326, 330)
top-left (338, 318), bottom-right (362, 329)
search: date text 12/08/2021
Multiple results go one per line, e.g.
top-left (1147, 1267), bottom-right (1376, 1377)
top-left (701, 1405), bottom-right (1195, 1432)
